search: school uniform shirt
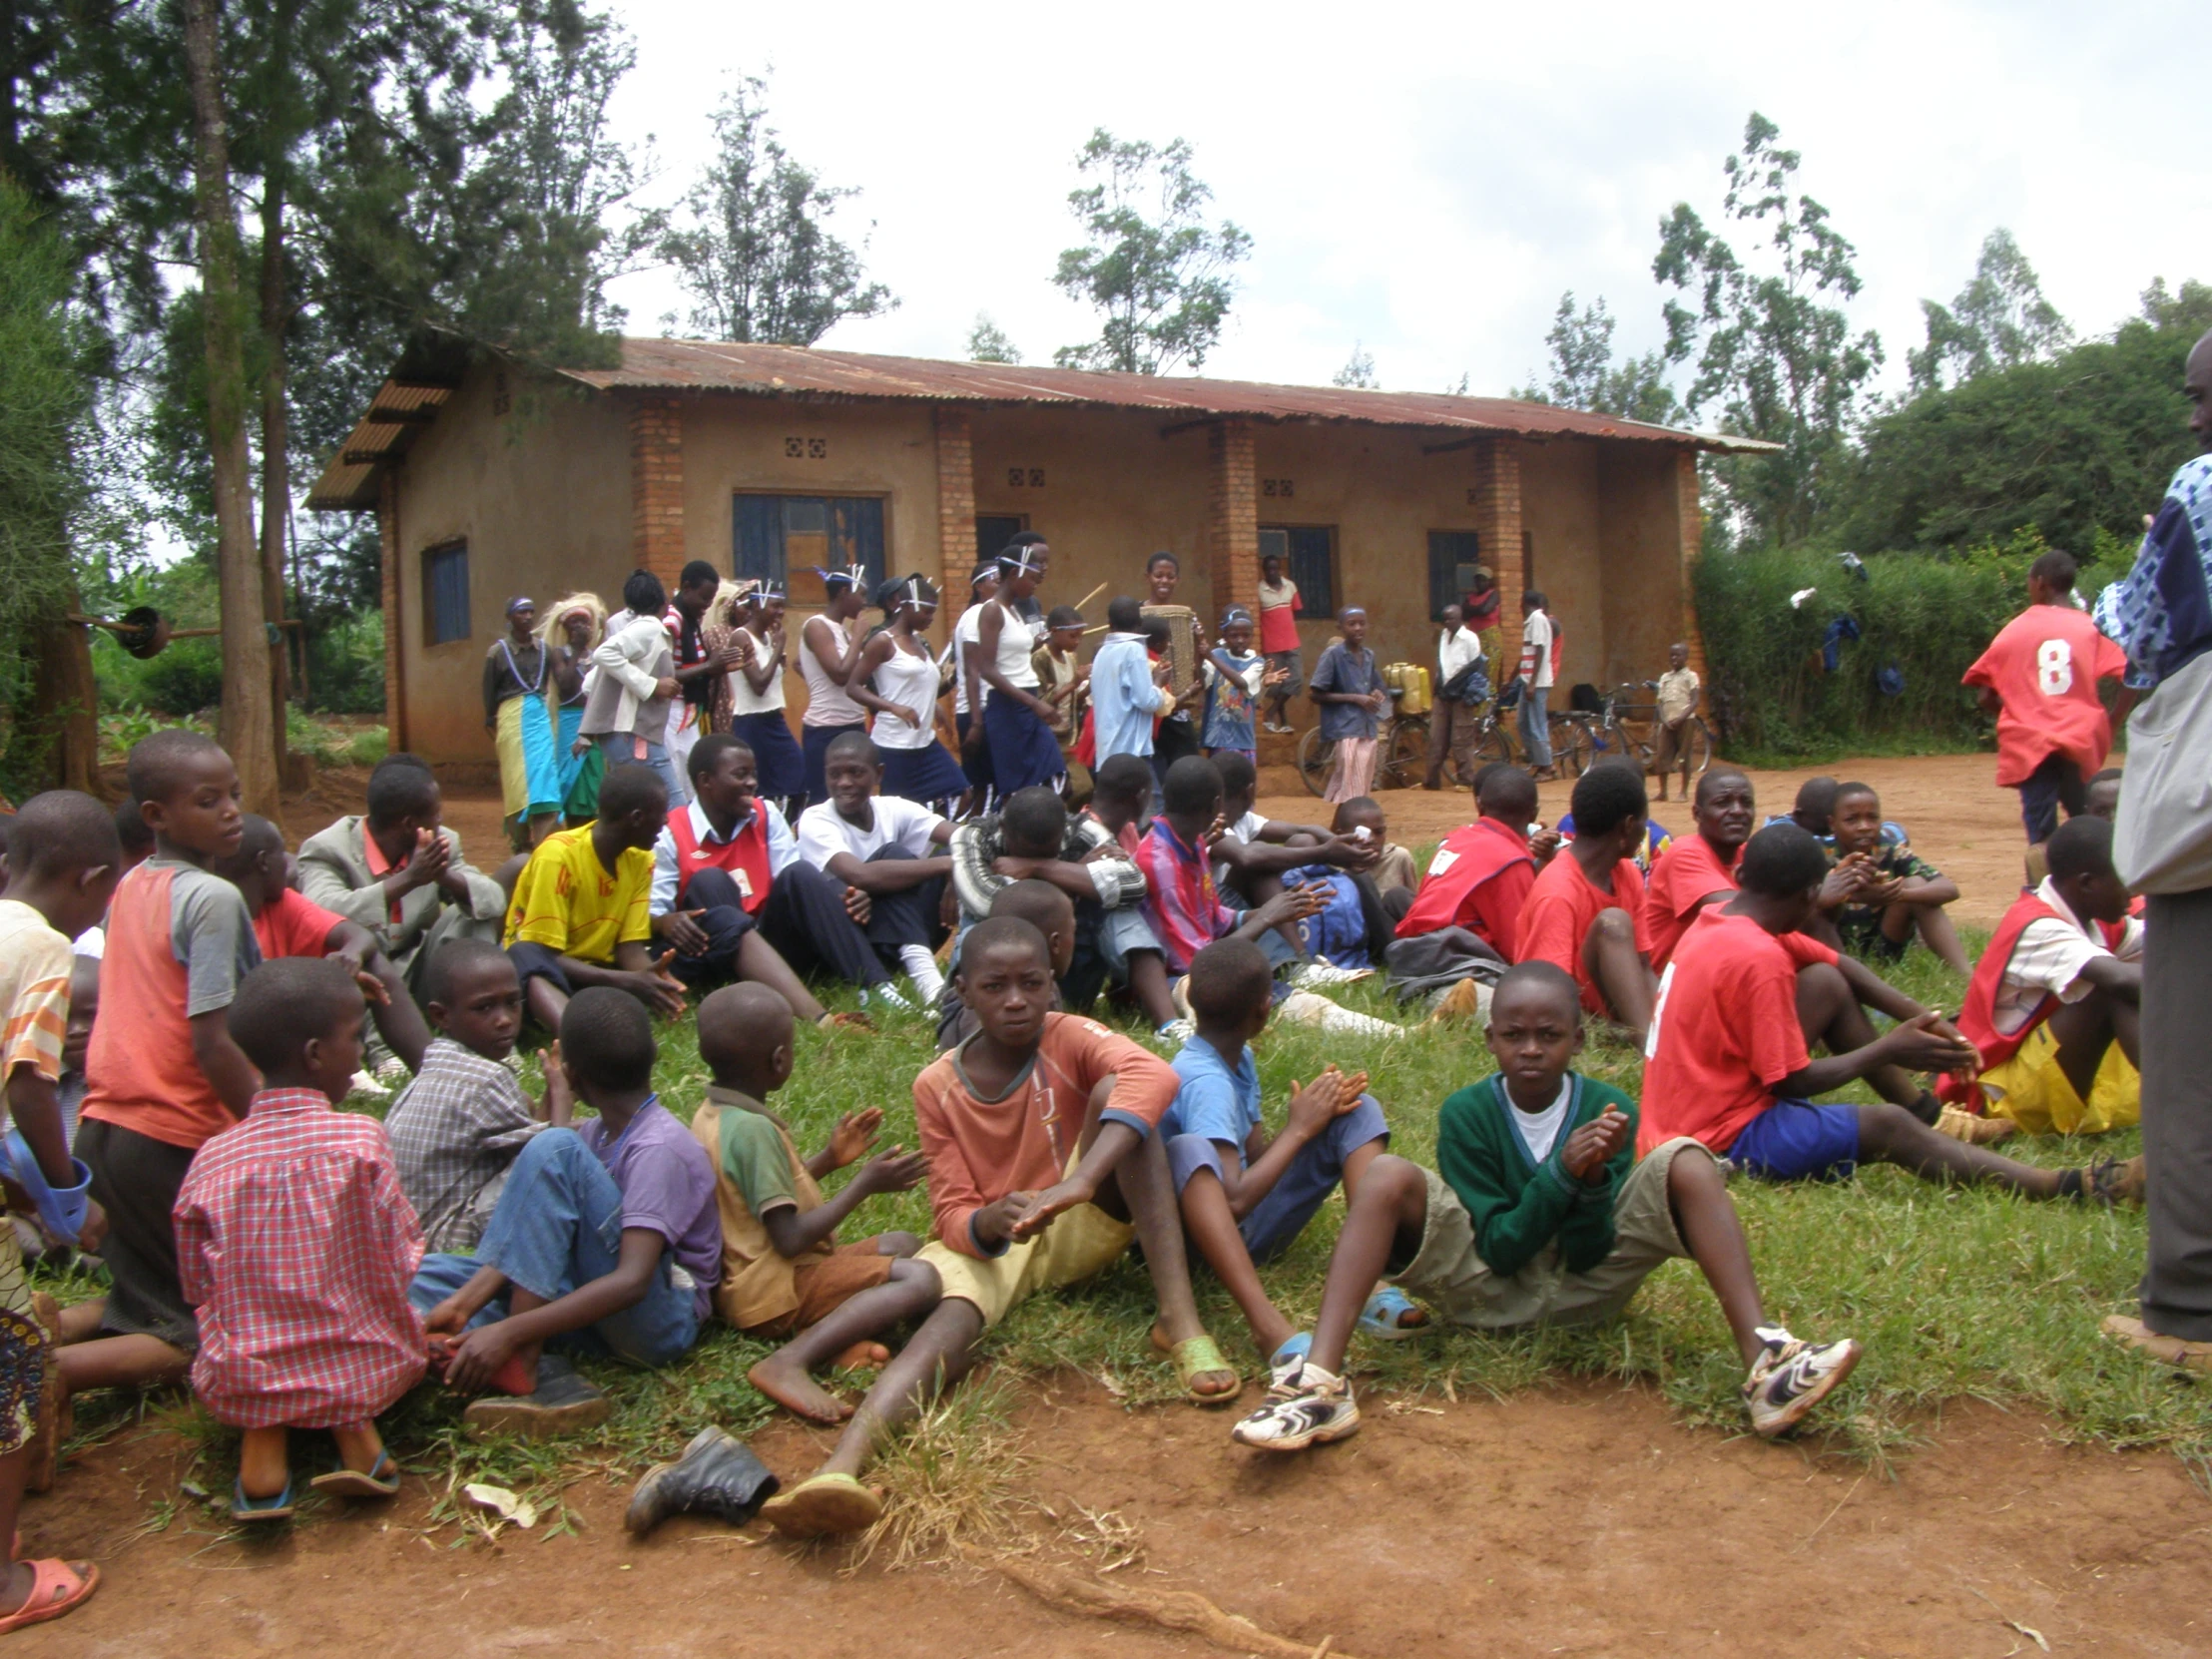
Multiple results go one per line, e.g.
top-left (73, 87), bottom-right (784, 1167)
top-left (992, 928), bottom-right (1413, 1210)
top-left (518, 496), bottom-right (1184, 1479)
top-left (1437, 1072), bottom-right (1637, 1279)
top-left (1641, 833), bottom-right (1741, 972)
top-left (1137, 819), bottom-right (1236, 976)
top-left (1637, 908), bottom-right (1837, 1156)
top-left (1654, 667), bottom-right (1700, 726)
top-left (0, 900), bottom-right (72, 1091)
top-left (1164, 1033), bottom-right (1261, 1150)
top-left (1962, 604), bottom-right (2128, 785)
top-left (503, 827), bottom-right (654, 967)
top-left (1985, 877), bottom-right (2144, 1040)
top-left (385, 1038), bottom-right (547, 1255)
top-left (574, 1097), bottom-right (722, 1322)
top-left (1394, 818), bottom-right (1537, 953)
top-left (950, 604), bottom-right (989, 717)
top-left (81, 859), bottom-right (263, 1152)
top-left (1309, 642), bottom-right (1384, 743)
top-left (1257, 576), bottom-right (1302, 654)
top-left (1437, 626), bottom-right (1483, 686)
top-left (252, 886), bottom-right (346, 960)
top-left (174, 1087), bottom-right (426, 1429)
top-left (913, 1013), bottom-right (1180, 1257)
top-left (795, 795), bottom-right (944, 868)
top-left (689, 1085), bottom-right (832, 1331)
top-left (1514, 852), bottom-right (1652, 1016)
top-left (650, 800), bottom-right (798, 915)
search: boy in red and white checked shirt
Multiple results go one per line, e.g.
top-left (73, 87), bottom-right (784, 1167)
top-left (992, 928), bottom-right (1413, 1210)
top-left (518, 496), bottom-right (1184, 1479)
top-left (176, 957), bottom-right (427, 1522)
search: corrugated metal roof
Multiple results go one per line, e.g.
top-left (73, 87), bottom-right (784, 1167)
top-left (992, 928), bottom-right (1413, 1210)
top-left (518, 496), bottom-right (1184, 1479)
top-left (310, 335), bottom-right (1773, 510)
top-left (565, 338), bottom-right (1771, 452)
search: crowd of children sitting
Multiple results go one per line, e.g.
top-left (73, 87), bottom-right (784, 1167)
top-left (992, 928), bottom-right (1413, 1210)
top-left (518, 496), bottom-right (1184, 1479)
top-left (0, 543), bottom-right (2163, 1631)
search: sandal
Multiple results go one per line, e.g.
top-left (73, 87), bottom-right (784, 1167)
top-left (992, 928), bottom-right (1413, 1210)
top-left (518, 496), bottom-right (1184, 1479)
top-left (231, 1474), bottom-right (296, 1523)
top-left (1359, 1286), bottom-right (1429, 1340)
top-left (759, 1471), bottom-right (883, 1538)
top-left (0, 1559), bottom-right (99, 1634)
top-left (310, 1448), bottom-right (400, 1499)
top-left (1152, 1330), bottom-right (1241, 1405)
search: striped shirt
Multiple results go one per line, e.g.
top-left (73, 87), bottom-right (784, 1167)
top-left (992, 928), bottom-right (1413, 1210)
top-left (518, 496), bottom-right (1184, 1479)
top-left (1137, 820), bottom-right (1236, 976)
top-left (0, 900), bottom-right (71, 1088)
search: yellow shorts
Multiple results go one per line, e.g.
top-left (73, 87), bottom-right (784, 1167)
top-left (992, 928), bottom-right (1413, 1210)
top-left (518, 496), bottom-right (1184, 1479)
top-left (1982, 1021), bottom-right (2140, 1136)
top-left (917, 1198), bottom-right (1135, 1331)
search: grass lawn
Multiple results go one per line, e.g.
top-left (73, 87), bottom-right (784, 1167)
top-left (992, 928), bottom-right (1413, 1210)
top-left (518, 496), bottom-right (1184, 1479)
top-left (44, 921), bottom-right (2209, 1547)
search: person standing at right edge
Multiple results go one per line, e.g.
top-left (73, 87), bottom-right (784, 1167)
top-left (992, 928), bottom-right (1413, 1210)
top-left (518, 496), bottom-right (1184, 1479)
top-left (2097, 327), bottom-right (2212, 1371)
top-left (1517, 591), bottom-right (1557, 782)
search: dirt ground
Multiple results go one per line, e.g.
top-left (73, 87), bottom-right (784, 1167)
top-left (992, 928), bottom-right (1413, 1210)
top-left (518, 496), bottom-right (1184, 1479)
top-left (24, 1379), bottom-right (2210, 1658)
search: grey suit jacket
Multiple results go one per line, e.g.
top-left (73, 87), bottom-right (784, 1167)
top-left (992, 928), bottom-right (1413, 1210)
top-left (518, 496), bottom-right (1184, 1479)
top-left (296, 817), bottom-right (508, 960)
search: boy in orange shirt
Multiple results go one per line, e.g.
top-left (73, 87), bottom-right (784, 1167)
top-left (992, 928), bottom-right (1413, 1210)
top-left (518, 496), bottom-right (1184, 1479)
top-left (760, 917), bottom-right (1232, 1538)
top-left (1515, 766), bottom-right (1656, 1040)
top-left (1642, 769), bottom-right (1755, 972)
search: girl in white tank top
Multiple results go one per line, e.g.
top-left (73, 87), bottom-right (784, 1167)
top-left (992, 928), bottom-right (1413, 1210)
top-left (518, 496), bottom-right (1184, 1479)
top-left (800, 567), bottom-right (869, 728)
top-left (850, 575), bottom-right (946, 749)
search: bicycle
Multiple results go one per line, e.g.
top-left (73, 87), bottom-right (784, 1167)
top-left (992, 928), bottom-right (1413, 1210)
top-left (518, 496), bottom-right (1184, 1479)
top-left (1585, 681), bottom-right (1713, 781)
top-left (1296, 688), bottom-right (1448, 796)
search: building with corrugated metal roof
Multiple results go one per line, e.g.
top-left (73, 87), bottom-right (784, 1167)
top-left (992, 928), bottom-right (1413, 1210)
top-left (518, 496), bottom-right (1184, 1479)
top-left (309, 336), bottom-right (1770, 766)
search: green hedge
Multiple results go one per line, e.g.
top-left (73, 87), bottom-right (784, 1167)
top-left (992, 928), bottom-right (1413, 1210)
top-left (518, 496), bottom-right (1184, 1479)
top-left (1693, 529), bottom-right (2130, 762)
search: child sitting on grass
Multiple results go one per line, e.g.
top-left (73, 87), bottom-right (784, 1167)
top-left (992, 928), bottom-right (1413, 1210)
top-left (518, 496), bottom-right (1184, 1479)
top-left (1641, 824), bottom-right (2142, 1203)
top-left (686, 982), bottom-right (935, 1423)
top-left (1165, 938), bottom-right (1401, 1378)
top-left (176, 958), bottom-right (426, 1521)
top-left (938, 878), bottom-right (1080, 1050)
top-left (385, 940), bottom-right (568, 1254)
top-left (1231, 961), bottom-right (1863, 1453)
top-left (1515, 764), bottom-right (1657, 1042)
top-left (1813, 781), bottom-right (1969, 974)
top-left (64, 732), bottom-right (262, 1405)
top-left (0, 791), bottom-right (118, 1631)
top-left (759, 917), bottom-right (1234, 1538)
top-left (414, 986), bottom-right (721, 1438)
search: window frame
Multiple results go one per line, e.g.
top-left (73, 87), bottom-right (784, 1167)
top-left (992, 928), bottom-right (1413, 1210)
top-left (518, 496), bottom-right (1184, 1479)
top-left (421, 540), bottom-right (471, 646)
top-left (1257, 522), bottom-right (1338, 620)
top-left (734, 491), bottom-right (889, 597)
top-left (1426, 530), bottom-right (1483, 624)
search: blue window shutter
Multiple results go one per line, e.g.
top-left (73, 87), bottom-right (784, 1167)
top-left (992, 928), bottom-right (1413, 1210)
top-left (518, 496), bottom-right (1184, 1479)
top-left (1288, 526), bottom-right (1335, 618)
top-left (1427, 531), bottom-right (1481, 623)
top-left (423, 543), bottom-right (470, 644)
top-left (840, 496), bottom-right (885, 589)
top-left (735, 495), bottom-right (783, 585)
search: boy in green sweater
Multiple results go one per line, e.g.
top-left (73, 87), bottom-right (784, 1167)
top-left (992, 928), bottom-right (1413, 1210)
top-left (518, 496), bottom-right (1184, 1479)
top-left (1232, 960), bottom-right (1862, 1452)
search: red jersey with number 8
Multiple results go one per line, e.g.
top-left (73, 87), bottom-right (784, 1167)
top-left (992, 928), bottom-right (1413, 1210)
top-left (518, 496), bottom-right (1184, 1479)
top-left (1962, 605), bottom-right (2128, 787)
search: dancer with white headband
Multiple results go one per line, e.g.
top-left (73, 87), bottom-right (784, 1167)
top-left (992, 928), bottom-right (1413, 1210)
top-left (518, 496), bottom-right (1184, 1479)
top-left (850, 575), bottom-right (969, 812)
top-left (970, 534), bottom-right (1064, 798)
top-left (799, 565), bottom-right (872, 809)
top-left (484, 596), bottom-right (562, 848)
top-left (725, 580), bottom-right (808, 818)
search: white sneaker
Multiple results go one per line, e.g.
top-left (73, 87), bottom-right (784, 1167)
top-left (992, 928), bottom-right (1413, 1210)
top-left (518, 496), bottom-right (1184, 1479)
top-left (348, 1069), bottom-right (388, 1100)
top-left (1154, 1018), bottom-right (1196, 1046)
top-left (1743, 1327), bottom-right (1862, 1438)
top-left (1291, 961), bottom-right (1374, 989)
top-left (1231, 1364), bottom-right (1360, 1451)
top-left (1277, 989), bottom-right (1403, 1040)
top-left (863, 983), bottom-right (916, 1015)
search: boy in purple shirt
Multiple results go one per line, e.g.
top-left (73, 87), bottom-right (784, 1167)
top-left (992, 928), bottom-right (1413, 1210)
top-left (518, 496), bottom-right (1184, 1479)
top-left (413, 987), bottom-right (719, 1437)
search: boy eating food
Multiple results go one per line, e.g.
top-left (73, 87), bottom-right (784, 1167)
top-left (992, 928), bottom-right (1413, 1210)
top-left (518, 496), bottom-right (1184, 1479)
top-left (1234, 961), bottom-right (1862, 1451)
top-left (1814, 782), bottom-right (1969, 974)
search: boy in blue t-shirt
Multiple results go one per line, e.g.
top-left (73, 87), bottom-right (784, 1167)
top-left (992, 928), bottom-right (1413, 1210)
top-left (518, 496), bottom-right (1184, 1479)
top-left (1231, 960), bottom-right (1862, 1453)
top-left (1163, 938), bottom-right (1397, 1375)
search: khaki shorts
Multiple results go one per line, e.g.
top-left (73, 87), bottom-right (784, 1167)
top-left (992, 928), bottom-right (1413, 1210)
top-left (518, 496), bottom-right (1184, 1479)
top-left (1394, 1136), bottom-right (1710, 1330)
top-left (918, 1197), bottom-right (1135, 1331)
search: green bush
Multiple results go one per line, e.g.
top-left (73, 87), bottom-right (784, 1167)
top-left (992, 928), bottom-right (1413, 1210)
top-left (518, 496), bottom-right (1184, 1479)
top-left (89, 560), bottom-right (224, 718)
top-left (304, 611), bottom-right (385, 715)
top-left (1695, 528), bottom-right (2129, 762)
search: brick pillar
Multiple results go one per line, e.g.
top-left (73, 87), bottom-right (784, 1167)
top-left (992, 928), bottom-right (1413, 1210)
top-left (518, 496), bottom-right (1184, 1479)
top-left (1205, 419), bottom-right (1260, 620)
top-left (1676, 448), bottom-right (1710, 685)
top-left (378, 467), bottom-right (407, 752)
top-left (1470, 437), bottom-right (1525, 640)
top-left (629, 397), bottom-right (686, 583)
top-left (932, 406), bottom-right (974, 593)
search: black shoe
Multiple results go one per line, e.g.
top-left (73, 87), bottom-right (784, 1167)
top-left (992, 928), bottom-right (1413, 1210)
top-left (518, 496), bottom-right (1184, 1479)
top-left (625, 1426), bottom-right (781, 1535)
top-left (462, 1354), bottom-right (612, 1441)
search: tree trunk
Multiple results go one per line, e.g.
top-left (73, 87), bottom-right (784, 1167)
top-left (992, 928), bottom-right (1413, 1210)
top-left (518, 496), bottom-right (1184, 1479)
top-left (26, 592), bottom-right (99, 796)
top-left (259, 172), bottom-right (294, 786)
top-left (183, 0), bottom-right (279, 817)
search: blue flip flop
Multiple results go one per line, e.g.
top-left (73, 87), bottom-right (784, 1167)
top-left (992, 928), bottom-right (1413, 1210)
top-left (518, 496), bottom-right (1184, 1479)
top-left (231, 1474), bottom-right (296, 1522)
top-left (310, 1448), bottom-right (399, 1499)
top-left (1359, 1286), bottom-right (1429, 1341)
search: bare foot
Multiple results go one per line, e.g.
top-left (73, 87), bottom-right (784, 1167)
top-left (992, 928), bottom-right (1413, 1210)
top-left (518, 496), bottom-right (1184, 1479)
top-left (830, 1341), bottom-right (890, 1372)
top-left (748, 1354), bottom-right (853, 1423)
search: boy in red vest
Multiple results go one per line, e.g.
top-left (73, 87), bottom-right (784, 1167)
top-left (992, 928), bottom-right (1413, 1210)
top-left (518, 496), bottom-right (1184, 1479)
top-left (1942, 816), bottom-right (2140, 1138)
top-left (1395, 764), bottom-right (1545, 956)
top-left (1642, 769), bottom-right (1755, 972)
top-left (1962, 549), bottom-right (2131, 848)
top-left (645, 735), bottom-right (858, 1033)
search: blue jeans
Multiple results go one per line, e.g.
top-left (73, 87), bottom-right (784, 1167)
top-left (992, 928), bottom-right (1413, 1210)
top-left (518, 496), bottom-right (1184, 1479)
top-left (1166, 1095), bottom-right (1389, 1263)
top-left (596, 731), bottom-right (689, 808)
top-left (408, 1128), bottom-right (700, 1368)
top-left (1517, 684), bottom-right (1552, 768)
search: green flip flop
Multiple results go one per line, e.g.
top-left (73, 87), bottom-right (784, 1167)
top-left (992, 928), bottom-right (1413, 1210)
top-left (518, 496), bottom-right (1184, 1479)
top-left (1162, 1334), bottom-right (1242, 1406)
top-left (759, 1472), bottom-right (883, 1538)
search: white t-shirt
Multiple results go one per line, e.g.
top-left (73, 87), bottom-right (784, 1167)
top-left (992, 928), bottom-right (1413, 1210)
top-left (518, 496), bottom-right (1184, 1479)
top-left (1211, 809), bottom-right (1271, 887)
top-left (1437, 626), bottom-right (1482, 684)
top-left (1520, 610), bottom-right (1555, 690)
top-left (796, 795), bottom-right (945, 869)
top-left (727, 626), bottom-right (786, 718)
top-left (1507, 1075), bottom-right (1575, 1165)
top-left (1990, 878), bottom-right (2146, 1037)
top-left (951, 605), bottom-right (989, 716)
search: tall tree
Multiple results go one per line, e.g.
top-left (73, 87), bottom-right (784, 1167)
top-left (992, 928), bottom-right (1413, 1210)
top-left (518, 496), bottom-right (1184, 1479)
top-left (659, 77), bottom-right (892, 344)
top-left (1333, 341), bottom-right (1378, 389)
top-left (1907, 228), bottom-right (2071, 393)
top-left (183, 0), bottom-right (276, 812)
top-left (1655, 113), bottom-right (1883, 547)
top-left (965, 312), bottom-right (1020, 363)
top-left (1053, 129), bottom-right (1249, 375)
top-left (1513, 291), bottom-right (1681, 423)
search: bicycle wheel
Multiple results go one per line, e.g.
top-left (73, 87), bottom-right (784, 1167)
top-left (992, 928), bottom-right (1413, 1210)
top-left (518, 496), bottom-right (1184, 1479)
top-left (1381, 718), bottom-right (1428, 790)
top-left (1682, 717), bottom-right (1713, 777)
top-left (1296, 726), bottom-right (1334, 797)
top-left (1469, 723), bottom-right (1513, 775)
top-left (1549, 714), bottom-right (1594, 778)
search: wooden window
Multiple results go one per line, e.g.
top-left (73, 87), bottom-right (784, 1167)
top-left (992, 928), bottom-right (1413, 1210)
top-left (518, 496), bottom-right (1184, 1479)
top-left (975, 515), bottom-right (1026, 566)
top-left (1427, 530), bottom-right (1482, 623)
top-left (1258, 524), bottom-right (1336, 618)
top-left (422, 541), bottom-right (470, 645)
top-left (735, 493), bottom-right (886, 600)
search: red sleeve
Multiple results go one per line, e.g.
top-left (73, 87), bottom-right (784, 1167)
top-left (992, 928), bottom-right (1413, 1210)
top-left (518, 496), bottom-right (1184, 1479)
top-left (1620, 861), bottom-right (1654, 954)
top-left (1961, 638), bottom-right (2000, 690)
top-left (1514, 879), bottom-right (1582, 972)
top-left (1742, 956), bottom-right (1814, 1089)
top-left (912, 1065), bottom-right (993, 1259)
top-left (1470, 859), bottom-right (1534, 958)
top-left (2094, 633), bottom-right (2128, 680)
top-left (1052, 1015), bottom-right (1179, 1130)
top-left (1778, 930), bottom-right (1839, 968)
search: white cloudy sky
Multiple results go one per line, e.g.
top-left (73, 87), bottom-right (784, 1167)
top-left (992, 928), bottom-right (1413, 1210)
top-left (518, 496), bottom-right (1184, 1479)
top-left (599, 1), bottom-right (2199, 409)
